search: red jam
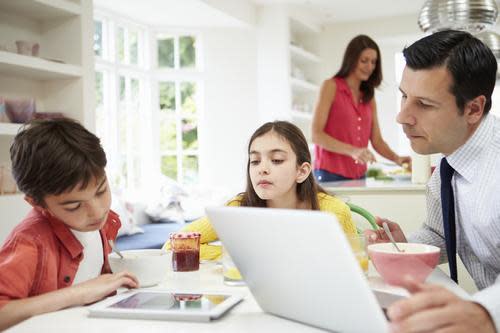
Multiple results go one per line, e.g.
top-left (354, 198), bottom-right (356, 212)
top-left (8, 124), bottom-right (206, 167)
top-left (172, 250), bottom-right (200, 272)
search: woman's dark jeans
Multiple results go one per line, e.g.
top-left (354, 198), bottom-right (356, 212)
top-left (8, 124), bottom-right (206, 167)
top-left (313, 169), bottom-right (365, 182)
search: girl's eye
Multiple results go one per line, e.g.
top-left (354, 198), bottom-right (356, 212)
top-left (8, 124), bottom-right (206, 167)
top-left (250, 160), bottom-right (260, 166)
top-left (272, 159), bottom-right (284, 164)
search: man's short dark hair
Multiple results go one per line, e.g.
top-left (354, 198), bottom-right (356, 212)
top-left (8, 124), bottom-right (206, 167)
top-left (403, 30), bottom-right (497, 114)
top-left (10, 118), bottom-right (107, 205)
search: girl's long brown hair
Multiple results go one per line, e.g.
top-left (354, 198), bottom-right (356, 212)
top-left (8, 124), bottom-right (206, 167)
top-left (335, 34), bottom-right (382, 104)
top-left (237, 121), bottom-right (325, 210)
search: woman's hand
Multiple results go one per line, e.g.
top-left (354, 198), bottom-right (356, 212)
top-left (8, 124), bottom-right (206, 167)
top-left (350, 147), bottom-right (376, 164)
top-left (73, 271), bottom-right (139, 305)
top-left (395, 156), bottom-right (412, 170)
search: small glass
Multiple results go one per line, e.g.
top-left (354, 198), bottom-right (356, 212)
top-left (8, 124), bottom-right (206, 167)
top-left (170, 232), bottom-right (201, 272)
top-left (222, 246), bottom-right (245, 286)
top-left (347, 234), bottom-right (369, 277)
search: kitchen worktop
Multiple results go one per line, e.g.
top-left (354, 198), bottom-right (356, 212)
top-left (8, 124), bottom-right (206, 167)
top-left (322, 177), bottom-right (426, 193)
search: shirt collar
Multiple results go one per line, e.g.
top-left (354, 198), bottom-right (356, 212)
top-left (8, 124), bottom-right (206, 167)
top-left (40, 210), bottom-right (84, 259)
top-left (447, 113), bottom-right (494, 182)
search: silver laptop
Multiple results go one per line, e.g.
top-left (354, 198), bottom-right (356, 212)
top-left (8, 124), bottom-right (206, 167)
top-left (206, 206), bottom-right (388, 333)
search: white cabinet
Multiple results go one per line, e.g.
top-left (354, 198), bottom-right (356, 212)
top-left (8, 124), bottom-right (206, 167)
top-left (257, 6), bottom-right (322, 143)
top-left (0, 0), bottom-right (94, 237)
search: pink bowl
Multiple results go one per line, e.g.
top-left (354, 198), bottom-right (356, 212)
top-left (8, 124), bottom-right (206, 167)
top-left (368, 242), bottom-right (440, 286)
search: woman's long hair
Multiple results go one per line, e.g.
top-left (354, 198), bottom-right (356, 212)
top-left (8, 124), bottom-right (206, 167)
top-left (335, 35), bottom-right (382, 104)
top-left (238, 121), bottom-right (324, 210)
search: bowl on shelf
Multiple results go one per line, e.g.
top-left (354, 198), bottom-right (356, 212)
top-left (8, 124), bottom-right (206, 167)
top-left (5, 98), bottom-right (36, 123)
top-left (368, 242), bottom-right (440, 286)
top-left (0, 98), bottom-right (9, 123)
top-left (15, 41), bottom-right (39, 57)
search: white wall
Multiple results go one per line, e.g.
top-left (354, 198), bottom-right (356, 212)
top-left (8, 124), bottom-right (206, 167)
top-left (201, 27), bottom-right (259, 194)
top-left (319, 14), bottom-right (422, 157)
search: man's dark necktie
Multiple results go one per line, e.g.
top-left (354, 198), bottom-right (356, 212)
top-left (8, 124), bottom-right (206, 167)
top-left (440, 158), bottom-right (458, 283)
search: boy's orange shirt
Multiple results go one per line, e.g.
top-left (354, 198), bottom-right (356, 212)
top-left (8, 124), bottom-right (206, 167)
top-left (0, 209), bottom-right (121, 309)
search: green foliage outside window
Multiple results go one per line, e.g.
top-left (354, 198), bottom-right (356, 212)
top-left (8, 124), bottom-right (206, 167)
top-left (179, 36), bottom-right (196, 68)
top-left (158, 38), bottom-right (174, 68)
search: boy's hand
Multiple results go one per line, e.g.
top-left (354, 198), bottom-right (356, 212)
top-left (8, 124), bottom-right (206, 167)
top-left (364, 217), bottom-right (407, 245)
top-left (73, 271), bottom-right (139, 305)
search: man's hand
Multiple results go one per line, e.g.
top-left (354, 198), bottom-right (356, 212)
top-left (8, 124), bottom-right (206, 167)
top-left (388, 278), bottom-right (496, 333)
top-left (364, 217), bottom-right (407, 245)
top-left (72, 271), bottom-right (139, 305)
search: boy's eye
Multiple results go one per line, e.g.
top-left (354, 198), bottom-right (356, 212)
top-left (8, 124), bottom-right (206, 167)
top-left (96, 187), bottom-right (107, 197)
top-left (65, 204), bottom-right (81, 212)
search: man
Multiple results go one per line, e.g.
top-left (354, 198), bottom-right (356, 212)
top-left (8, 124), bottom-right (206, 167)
top-left (367, 30), bottom-right (500, 333)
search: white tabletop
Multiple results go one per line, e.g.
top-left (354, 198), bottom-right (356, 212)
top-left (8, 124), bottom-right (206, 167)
top-left (6, 263), bottom-right (467, 333)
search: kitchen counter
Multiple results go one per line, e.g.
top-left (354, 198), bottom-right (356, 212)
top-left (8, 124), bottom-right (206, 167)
top-left (321, 177), bottom-right (426, 194)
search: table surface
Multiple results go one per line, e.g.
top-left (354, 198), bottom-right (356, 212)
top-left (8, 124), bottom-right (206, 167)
top-left (7, 263), bottom-right (467, 333)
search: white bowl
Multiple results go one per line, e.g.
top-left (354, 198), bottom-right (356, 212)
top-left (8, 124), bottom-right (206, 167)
top-left (109, 249), bottom-right (171, 287)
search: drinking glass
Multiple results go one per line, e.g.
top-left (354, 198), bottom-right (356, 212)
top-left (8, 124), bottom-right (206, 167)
top-left (347, 234), bottom-right (369, 277)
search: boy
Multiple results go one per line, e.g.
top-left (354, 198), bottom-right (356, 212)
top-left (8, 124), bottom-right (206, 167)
top-left (0, 119), bottom-right (138, 330)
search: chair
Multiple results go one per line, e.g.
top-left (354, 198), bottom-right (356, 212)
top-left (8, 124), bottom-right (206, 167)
top-left (347, 202), bottom-right (378, 234)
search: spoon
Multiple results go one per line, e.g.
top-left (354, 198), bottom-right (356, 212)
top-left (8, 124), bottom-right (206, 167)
top-left (382, 222), bottom-right (405, 253)
top-left (108, 239), bottom-right (124, 259)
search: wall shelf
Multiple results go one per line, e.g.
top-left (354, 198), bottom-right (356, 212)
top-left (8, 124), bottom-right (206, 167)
top-left (0, 123), bottom-right (23, 136)
top-left (290, 77), bottom-right (319, 92)
top-left (0, 0), bottom-right (81, 21)
top-left (290, 44), bottom-right (321, 64)
top-left (0, 51), bottom-right (82, 80)
top-left (291, 110), bottom-right (313, 120)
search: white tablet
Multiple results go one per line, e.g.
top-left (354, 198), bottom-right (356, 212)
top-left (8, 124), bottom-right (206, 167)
top-left (88, 290), bottom-right (243, 322)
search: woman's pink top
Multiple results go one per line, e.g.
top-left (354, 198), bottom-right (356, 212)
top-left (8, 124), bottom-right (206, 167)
top-left (314, 77), bottom-right (373, 179)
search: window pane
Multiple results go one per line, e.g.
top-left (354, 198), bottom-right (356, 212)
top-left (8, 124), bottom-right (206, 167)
top-left (182, 118), bottom-right (198, 150)
top-left (158, 38), bottom-right (174, 68)
top-left (179, 36), bottom-right (196, 68)
top-left (130, 30), bottom-right (138, 65)
top-left (119, 76), bottom-right (126, 102)
top-left (95, 71), bottom-right (103, 107)
top-left (117, 27), bottom-right (125, 63)
top-left (133, 155), bottom-right (141, 189)
top-left (160, 118), bottom-right (176, 151)
top-left (180, 82), bottom-right (196, 115)
top-left (94, 20), bottom-right (103, 57)
top-left (182, 155), bottom-right (198, 184)
top-left (161, 155), bottom-right (177, 180)
top-left (131, 78), bottom-right (140, 106)
top-left (159, 81), bottom-right (175, 112)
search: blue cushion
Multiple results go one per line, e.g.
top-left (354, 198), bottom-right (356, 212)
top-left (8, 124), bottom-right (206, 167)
top-left (115, 223), bottom-right (183, 251)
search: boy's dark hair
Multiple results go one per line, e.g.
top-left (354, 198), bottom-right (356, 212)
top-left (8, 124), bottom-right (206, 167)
top-left (239, 121), bottom-right (325, 210)
top-left (10, 118), bottom-right (107, 205)
top-left (335, 34), bottom-right (382, 104)
top-left (403, 29), bottom-right (497, 114)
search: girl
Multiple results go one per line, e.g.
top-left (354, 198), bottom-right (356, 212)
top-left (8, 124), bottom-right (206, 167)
top-left (165, 121), bottom-right (357, 260)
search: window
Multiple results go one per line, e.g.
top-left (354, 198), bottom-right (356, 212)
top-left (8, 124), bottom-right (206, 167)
top-left (94, 12), bottom-right (203, 195)
top-left (156, 33), bottom-right (201, 184)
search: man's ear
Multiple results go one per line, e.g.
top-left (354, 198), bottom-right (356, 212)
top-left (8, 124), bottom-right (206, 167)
top-left (24, 196), bottom-right (49, 215)
top-left (465, 95), bottom-right (486, 125)
top-left (296, 162), bottom-right (312, 184)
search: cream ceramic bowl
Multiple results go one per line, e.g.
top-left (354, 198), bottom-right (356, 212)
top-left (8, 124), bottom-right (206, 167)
top-left (109, 249), bottom-right (171, 287)
top-left (368, 242), bottom-right (440, 287)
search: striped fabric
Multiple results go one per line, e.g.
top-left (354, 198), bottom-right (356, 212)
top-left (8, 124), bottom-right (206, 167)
top-left (409, 113), bottom-right (500, 329)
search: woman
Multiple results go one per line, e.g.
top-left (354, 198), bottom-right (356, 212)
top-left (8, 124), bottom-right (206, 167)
top-left (312, 35), bottom-right (410, 182)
